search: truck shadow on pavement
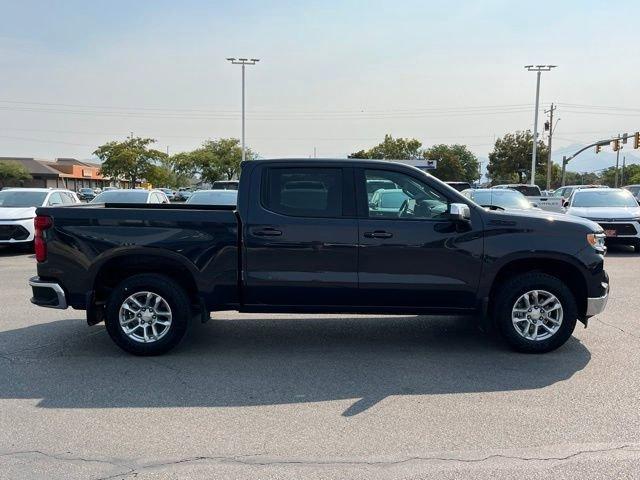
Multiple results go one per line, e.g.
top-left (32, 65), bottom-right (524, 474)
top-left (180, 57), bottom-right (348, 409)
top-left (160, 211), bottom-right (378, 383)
top-left (0, 315), bottom-right (590, 416)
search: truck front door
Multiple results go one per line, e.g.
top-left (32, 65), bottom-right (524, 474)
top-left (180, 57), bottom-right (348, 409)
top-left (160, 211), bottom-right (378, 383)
top-left (243, 164), bottom-right (359, 307)
top-left (356, 167), bottom-right (484, 310)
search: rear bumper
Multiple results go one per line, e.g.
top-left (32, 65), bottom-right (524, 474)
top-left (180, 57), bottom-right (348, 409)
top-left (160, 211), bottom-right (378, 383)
top-left (586, 282), bottom-right (609, 317)
top-left (29, 276), bottom-right (68, 309)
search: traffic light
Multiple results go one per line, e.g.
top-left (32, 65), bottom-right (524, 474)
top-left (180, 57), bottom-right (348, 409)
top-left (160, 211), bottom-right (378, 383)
top-left (595, 144), bottom-right (601, 154)
top-left (634, 132), bottom-right (640, 149)
top-left (612, 139), bottom-right (620, 152)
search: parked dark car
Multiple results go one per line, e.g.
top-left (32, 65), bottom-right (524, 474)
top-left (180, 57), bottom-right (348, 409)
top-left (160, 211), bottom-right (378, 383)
top-left (445, 181), bottom-right (472, 192)
top-left (77, 188), bottom-right (96, 201)
top-left (211, 180), bottom-right (239, 190)
top-left (29, 159), bottom-right (609, 356)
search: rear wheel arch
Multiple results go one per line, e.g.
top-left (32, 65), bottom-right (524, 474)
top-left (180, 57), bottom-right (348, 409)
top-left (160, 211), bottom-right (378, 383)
top-left (92, 253), bottom-right (200, 306)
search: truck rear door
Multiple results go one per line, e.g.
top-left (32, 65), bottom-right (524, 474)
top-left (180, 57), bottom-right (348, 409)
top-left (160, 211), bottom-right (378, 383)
top-left (243, 163), bottom-right (359, 307)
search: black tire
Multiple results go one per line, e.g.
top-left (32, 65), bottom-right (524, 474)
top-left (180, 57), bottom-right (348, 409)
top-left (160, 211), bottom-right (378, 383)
top-left (105, 274), bottom-right (191, 355)
top-left (633, 242), bottom-right (640, 254)
top-left (494, 272), bottom-right (577, 353)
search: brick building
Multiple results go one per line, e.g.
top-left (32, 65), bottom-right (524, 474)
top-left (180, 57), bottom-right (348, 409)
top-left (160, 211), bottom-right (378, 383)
top-left (0, 157), bottom-right (127, 190)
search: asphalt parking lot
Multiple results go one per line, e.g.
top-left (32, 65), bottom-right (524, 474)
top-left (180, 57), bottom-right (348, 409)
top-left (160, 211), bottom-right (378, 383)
top-left (1, 246), bottom-right (639, 479)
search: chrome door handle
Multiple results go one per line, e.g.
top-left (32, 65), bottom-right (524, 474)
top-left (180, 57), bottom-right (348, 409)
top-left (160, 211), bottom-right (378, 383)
top-left (253, 227), bottom-right (282, 237)
top-left (364, 230), bottom-right (393, 239)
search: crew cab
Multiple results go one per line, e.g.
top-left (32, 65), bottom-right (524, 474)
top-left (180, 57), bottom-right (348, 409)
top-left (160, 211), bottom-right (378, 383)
top-left (29, 159), bottom-right (609, 355)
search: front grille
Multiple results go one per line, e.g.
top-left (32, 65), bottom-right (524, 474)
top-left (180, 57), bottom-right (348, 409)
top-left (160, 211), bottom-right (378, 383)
top-left (598, 223), bottom-right (638, 236)
top-left (0, 224), bottom-right (30, 241)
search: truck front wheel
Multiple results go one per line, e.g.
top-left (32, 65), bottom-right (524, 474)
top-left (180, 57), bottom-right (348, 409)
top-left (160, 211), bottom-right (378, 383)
top-left (105, 274), bottom-right (191, 355)
top-left (494, 272), bottom-right (578, 353)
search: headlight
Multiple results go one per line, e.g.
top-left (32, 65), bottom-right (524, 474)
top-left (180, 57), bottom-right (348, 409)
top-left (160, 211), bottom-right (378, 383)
top-left (587, 233), bottom-right (606, 252)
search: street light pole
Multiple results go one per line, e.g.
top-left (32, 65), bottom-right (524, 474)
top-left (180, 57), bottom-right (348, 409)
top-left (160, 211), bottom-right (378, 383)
top-left (226, 57), bottom-right (260, 163)
top-left (525, 65), bottom-right (557, 185)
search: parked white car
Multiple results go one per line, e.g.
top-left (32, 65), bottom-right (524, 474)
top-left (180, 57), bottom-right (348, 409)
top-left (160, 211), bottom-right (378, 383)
top-left (0, 188), bottom-right (80, 248)
top-left (492, 184), bottom-right (563, 212)
top-left (186, 189), bottom-right (237, 205)
top-left (565, 188), bottom-right (640, 252)
top-left (91, 189), bottom-right (170, 204)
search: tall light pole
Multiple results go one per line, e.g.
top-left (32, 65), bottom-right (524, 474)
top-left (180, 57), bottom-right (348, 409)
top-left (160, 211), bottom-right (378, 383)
top-left (525, 65), bottom-right (556, 185)
top-left (226, 57), bottom-right (260, 162)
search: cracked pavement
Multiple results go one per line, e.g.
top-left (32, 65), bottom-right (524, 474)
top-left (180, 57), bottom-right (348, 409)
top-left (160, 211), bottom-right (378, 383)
top-left (1, 246), bottom-right (639, 479)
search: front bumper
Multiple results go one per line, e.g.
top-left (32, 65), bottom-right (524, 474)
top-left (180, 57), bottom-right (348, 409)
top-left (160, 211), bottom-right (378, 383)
top-left (0, 218), bottom-right (34, 244)
top-left (29, 276), bottom-right (68, 309)
top-left (586, 282), bottom-right (609, 317)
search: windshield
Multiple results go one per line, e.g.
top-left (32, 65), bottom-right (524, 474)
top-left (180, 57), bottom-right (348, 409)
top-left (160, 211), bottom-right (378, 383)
top-left (572, 190), bottom-right (638, 208)
top-left (187, 191), bottom-right (237, 205)
top-left (0, 190), bottom-right (48, 207)
top-left (92, 190), bottom-right (149, 203)
top-left (471, 190), bottom-right (532, 210)
top-left (80, 188), bottom-right (94, 193)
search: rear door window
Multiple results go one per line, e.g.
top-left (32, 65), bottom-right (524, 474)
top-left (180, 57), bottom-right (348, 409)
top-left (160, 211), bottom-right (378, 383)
top-left (262, 167), bottom-right (343, 218)
top-left (47, 192), bottom-right (63, 206)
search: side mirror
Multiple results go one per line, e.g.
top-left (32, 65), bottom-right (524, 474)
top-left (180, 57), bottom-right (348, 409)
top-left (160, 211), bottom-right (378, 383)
top-left (449, 203), bottom-right (471, 222)
top-left (369, 202), bottom-right (376, 209)
top-left (563, 200), bottom-right (570, 208)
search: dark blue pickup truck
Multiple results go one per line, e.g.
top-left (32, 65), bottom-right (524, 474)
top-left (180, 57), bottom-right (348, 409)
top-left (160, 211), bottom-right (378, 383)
top-left (29, 159), bottom-right (609, 355)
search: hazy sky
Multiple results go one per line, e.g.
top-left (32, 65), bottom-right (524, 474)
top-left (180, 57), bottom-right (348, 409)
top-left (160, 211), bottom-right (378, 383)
top-left (1, 0), bottom-right (639, 171)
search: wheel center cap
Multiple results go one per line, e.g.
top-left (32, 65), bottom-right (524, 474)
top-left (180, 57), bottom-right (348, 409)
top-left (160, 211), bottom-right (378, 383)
top-left (530, 310), bottom-right (542, 321)
top-left (141, 311), bottom-right (153, 322)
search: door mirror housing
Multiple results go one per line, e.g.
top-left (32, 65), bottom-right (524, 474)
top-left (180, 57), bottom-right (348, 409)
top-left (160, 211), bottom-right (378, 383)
top-left (449, 203), bottom-right (471, 222)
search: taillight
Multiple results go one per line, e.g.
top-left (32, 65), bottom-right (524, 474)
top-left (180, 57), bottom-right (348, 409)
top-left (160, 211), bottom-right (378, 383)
top-left (34, 215), bottom-right (53, 262)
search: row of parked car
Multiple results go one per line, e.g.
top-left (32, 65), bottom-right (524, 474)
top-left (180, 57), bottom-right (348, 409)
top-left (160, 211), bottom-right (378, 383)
top-left (444, 181), bottom-right (640, 253)
top-left (0, 186), bottom-right (238, 250)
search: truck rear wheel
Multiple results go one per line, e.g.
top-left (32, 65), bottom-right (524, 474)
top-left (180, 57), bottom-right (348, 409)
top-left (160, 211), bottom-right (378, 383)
top-left (494, 272), bottom-right (577, 353)
top-left (105, 274), bottom-right (191, 355)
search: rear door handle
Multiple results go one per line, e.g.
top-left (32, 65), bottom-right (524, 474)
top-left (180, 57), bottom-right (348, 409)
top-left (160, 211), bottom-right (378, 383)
top-left (252, 227), bottom-right (282, 237)
top-left (364, 230), bottom-right (393, 239)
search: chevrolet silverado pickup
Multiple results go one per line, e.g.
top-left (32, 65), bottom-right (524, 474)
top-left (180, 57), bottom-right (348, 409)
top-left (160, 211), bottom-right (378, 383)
top-left (29, 159), bottom-right (610, 355)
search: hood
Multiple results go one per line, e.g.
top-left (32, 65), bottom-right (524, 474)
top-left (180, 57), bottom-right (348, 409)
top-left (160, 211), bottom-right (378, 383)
top-left (485, 208), bottom-right (601, 232)
top-left (566, 206), bottom-right (640, 221)
top-left (0, 206), bottom-right (37, 220)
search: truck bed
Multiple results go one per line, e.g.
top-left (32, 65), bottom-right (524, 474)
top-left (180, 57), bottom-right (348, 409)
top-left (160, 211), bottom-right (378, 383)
top-left (35, 203), bottom-right (240, 310)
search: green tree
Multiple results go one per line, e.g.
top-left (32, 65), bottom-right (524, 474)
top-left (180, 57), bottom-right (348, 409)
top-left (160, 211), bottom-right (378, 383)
top-left (487, 130), bottom-right (549, 185)
top-left (0, 160), bottom-right (31, 188)
top-left (95, 137), bottom-right (167, 187)
top-left (598, 164), bottom-right (640, 187)
top-left (423, 144), bottom-right (479, 182)
top-left (172, 138), bottom-right (256, 185)
top-left (201, 138), bottom-right (253, 180)
top-left (349, 134), bottom-right (422, 159)
top-left (0, 161), bottom-right (31, 188)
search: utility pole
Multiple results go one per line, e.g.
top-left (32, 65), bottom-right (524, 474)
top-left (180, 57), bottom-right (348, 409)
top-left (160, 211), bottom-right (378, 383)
top-left (621, 155), bottom-right (626, 185)
top-left (525, 65), bottom-right (557, 185)
top-left (313, 147), bottom-right (317, 158)
top-left (226, 57), bottom-right (260, 162)
top-left (614, 134), bottom-right (622, 187)
top-left (544, 103), bottom-right (557, 191)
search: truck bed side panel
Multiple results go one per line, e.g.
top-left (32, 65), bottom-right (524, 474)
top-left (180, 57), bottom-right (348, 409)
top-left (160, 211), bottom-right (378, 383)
top-left (35, 205), bottom-right (239, 310)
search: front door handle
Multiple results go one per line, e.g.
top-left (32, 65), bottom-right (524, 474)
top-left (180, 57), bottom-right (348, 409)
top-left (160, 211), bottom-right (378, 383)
top-left (252, 227), bottom-right (283, 237)
top-left (364, 230), bottom-right (393, 239)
